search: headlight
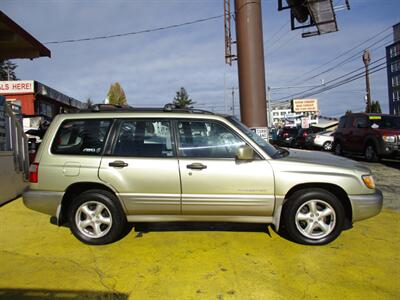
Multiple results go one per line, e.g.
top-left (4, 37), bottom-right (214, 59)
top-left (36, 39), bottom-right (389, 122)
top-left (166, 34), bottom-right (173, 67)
top-left (362, 175), bottom-right (375, 189)
top-left (382, 135), bottom-right (396, 143)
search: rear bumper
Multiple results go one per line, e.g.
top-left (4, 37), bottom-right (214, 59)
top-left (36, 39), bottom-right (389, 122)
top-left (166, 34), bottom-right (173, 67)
top-left (23, 190), bottom-right (64, 216)
top-left (349, 189), bottom-right (383, 222)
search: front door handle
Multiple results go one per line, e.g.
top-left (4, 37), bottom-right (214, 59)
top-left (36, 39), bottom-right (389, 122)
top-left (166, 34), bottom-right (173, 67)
top-left (187, 163), bottom-right (207, 170)
top-left (109, 160), bottom-right (128, 168)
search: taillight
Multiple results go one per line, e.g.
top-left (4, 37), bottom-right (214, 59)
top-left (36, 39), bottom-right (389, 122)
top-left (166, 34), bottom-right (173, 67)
top-left (283, 132), bottom-right (289, 137)
top-left (303, 132), bottom-right (308, 137)
top-left (29, 163), bottom-right (39, 183)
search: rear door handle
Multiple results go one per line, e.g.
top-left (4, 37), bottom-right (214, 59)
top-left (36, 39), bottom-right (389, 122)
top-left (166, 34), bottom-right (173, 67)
top-left (187, 163), bottom-right (207, 170)
top-left (109, 160), bottom-right (128, 168)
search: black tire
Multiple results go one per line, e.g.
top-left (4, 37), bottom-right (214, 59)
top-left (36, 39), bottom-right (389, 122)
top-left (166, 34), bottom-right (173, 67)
top-left (364, 143), bottom-right (379, 162)
top-left (281, 189), bottom-right (345, 245)
top-left (68, 189), bottom-right (128, 245)
top-left (323, 141), bottom-right (333, 151)
top-left (334, 142), bottom-right (343, 156)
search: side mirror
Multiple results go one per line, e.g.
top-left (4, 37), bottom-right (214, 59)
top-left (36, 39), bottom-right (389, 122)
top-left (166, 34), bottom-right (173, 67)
top-left (236, 145), bottom-right (254, 161)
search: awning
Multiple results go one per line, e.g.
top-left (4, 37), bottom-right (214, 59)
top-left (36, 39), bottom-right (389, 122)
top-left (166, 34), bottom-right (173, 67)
top-left (0, 10), bottom-right (51, 60)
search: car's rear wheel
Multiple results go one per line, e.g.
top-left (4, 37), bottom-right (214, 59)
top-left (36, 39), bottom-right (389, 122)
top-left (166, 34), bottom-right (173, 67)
top-left (68, 189), bottom-right (128, 245)
top-left (323, 141), bottom-right (333, 151)
top-left (364, 143), bottom-right (379, 162)
top-left (281, 189), bottom-right (345, 245)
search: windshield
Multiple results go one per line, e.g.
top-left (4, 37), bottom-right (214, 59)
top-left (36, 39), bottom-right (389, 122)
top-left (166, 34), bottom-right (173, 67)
top-left (227, 116), bottom-right (280, 158)
top-left (368, 116), bottom-right (400, 129)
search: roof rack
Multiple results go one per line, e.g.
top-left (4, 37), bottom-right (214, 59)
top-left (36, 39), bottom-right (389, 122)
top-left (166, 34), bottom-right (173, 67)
top-left (77, 103), bottom-right (215, 115)
top-left (162, 103), bottom-right (215, 114)
top-left (78, 104), bottom-right (135, 113)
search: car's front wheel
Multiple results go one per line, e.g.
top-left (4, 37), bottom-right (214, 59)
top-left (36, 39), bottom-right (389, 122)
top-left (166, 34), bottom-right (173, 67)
top-left (281, 189), bottom-right (345, 245)
top-left (364, 143), bottom-right (379, 162)
top-left (68, 189), bottom-right (128, 245)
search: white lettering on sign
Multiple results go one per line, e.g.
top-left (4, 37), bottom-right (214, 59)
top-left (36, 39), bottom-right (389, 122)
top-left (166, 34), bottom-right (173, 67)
top-left (251, 127), bottom-right (269, 140)
top-left (292, 99), bottom-right (318, 112)
top-left (0, 80), bottom-right (34, 95)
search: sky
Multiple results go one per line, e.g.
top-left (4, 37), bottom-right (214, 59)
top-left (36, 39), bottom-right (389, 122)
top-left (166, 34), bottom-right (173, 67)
top-left (2, 0), bottom-right (400, 117)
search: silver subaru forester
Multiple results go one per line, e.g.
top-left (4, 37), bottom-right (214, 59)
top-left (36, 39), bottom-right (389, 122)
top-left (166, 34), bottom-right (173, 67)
top-left (23, 106), bottom-right (382, 245)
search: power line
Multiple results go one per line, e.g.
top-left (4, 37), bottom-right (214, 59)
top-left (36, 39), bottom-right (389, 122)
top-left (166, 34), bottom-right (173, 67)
top-left (299, 64), bottom-right (386, 99)
top-left (44, 14), bottom-right (224, 44)
top-left (295, 33), bottom-right (391, 84)
top-left (286, 24), bottom-right (392, 84)
top-left (266, 30), bottom-right (298, 56)
top-left (273, 56), bottom-right (387, 101)
top-left (275, 63), bottom-right (386, 102)
top-left (266, 20), bottom-right (290, 46)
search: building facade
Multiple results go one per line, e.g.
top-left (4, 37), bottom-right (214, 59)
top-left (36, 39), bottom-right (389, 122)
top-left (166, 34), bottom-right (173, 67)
top-left (0, 80), bottom-right (83, 118)
top-left (386, 23), bottom-right (400, 115)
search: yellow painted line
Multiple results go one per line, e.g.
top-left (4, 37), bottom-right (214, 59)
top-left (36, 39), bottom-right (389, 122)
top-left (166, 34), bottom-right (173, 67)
top-left (0, 199), bottom-right (399, 299)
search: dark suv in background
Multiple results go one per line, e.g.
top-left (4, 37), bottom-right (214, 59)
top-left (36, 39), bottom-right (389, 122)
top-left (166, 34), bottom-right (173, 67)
top-left (276, 127), bottom-right (299, 147)
top-left (334, 113), bottom-right (400, 162)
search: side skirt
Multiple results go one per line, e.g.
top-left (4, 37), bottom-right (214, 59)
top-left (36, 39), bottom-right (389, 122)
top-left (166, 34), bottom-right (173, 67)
top-left (126, 215), bottom-right (274, 224)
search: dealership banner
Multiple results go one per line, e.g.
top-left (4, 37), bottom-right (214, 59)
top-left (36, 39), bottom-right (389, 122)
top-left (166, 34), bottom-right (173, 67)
top-left (292, 99), bottom-right (318, 112)
top-left (0, 80), bottom-right (34, 95)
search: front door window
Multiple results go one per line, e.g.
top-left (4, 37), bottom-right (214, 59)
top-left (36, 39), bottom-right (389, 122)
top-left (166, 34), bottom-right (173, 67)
top-left (177, 120), bottom-right (245, 158)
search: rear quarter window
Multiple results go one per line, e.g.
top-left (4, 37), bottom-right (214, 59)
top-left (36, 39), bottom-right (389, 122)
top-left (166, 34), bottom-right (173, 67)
top-left (51, 119), bottom-right (112, 155)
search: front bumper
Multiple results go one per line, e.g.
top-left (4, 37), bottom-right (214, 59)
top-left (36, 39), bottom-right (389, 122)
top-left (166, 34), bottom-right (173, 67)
top-left (349, 189), bottom-right (383, 222)
top-left (23, 190), bottom-right (64, 216)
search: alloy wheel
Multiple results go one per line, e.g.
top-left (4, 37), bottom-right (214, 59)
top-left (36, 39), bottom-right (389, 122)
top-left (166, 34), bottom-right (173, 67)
top-left (75, 201), bottom-right (112, 239)
top-left (295, 199), bottom-right (336, 240)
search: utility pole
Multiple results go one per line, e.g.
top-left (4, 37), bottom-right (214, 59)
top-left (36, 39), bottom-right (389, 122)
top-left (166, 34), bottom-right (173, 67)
top-left (231, 87), bottom-right (235, 116)
top-left (266, 86), bottom-right (272, 127)
top-left (6, 64), bottom-right (10, 81)
top-left (363, 49), bottom-right (371, 113)
top-left (235, 0), bottom-right (267, 128)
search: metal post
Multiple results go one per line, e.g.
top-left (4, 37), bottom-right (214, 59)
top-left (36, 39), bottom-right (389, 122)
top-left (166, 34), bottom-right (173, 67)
top-left (231, 87), bottom-right (235, 116)
top-left (235, 0), bottom-right (267, 127)
top-left (267, 86), bottom-right (272, 127)
top-left (6, 64), bottom-right (10, 81)
top-left (363, 49), bottom-right (371, 113)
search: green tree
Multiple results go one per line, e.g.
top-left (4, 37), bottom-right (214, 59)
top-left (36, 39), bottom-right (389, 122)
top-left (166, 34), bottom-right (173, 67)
top-left (107, 82), bottom-right (127, 105)
top-left (0, 60), bottom-right (18, 80)
top-left (85, 97), bottom-right (94, 109)
top-left (173, 87), bottom-right (195, 108)
top-left (370, 101), bottom-right (382, 113)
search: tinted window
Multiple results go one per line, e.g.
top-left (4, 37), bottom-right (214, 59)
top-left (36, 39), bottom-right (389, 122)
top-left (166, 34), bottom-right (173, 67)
top-left (52, 119), bottom-right (112, 155)
top-left (345, 115), bottom-right (353, 128)
top-left (368, 115), bottom-right (400, 129)
top-left (354, 116), bottom-right (368, 128)
top-left (112, 120), bottom-right (174, 157)
top-left (338, 116), bottom-right (346, 129)
top-left (177, 120), bottom-right (245, 158)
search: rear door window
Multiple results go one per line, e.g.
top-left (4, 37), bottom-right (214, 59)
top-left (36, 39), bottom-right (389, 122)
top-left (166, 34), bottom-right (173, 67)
top-left (111, 119), bottom-right (174, 157)
top-left (52, 119), bottom-right (112, 155)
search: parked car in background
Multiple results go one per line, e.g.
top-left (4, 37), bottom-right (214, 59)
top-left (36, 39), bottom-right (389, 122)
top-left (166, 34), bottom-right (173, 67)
top-left (276, 127), bottom-right (299, 147)
top-left (294, 127), bottom-right (323, 149)
top-left (333, 113), bottom-right (400, 161)
top-left (314, 131), bottom-right (335, 151)
top-left (23, 105), bottom-right (382, 245)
